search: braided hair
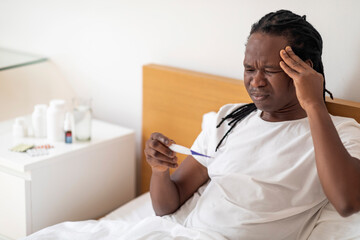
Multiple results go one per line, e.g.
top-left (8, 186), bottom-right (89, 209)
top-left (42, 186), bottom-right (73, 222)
top-left (215, 9), bottom-right (333, 151)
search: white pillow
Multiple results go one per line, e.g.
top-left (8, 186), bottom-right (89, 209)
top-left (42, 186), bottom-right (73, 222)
top-left (201, 111), bottom-right (216, 130)
top-left (102, 192), bottom-right (154, 222)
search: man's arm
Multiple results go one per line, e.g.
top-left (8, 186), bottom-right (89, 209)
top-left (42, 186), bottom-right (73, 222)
top-left (280, 46), bottom-right (360, 217)
top-left (145, 132), bottom-right (209, 216)
top-left (306, 104), bottom-right (360, 217)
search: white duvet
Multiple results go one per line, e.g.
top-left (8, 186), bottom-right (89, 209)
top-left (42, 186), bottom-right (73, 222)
top-left (22, 186), bottom-right (360, 240)
top-left (24, 184), bottom-right (228, 240)
top-left (23, 217), bottom-right (226, 240)
top-left (22, 192), bottom-right (360, 240)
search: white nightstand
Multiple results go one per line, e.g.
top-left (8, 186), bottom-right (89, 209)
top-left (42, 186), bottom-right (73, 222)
top-left (0, 118), bottom-right (136, 240)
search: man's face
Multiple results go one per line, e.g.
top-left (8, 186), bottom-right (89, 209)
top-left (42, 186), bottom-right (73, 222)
top-left (243, 33), bottom-right (301, 114)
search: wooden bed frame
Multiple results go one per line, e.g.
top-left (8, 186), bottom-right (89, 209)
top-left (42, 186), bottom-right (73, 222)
top-left (141, 64), bottom-right (360, 193)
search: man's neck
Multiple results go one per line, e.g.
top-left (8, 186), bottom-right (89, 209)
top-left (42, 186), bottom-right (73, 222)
top-left (260, 106), bottom-right (307, 122)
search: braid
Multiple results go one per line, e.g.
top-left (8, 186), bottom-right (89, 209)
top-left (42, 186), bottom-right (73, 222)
top-left (215, 103), bottom-right (257, 151)
top-left (215, 10), bottom-right (333, 151)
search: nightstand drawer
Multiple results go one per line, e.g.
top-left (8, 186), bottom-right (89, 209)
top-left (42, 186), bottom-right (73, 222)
top-left (0, 171), bottom-right (29, 239)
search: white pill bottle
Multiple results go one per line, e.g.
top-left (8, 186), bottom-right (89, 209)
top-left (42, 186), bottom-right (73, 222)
top-left (32, 104), bottom-right (47, 138)
top-left (47, 99), bottom-right (66, 141)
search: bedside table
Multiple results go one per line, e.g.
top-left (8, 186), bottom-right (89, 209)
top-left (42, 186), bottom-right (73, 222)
top-left (0, 118), bottom-right (136, 240)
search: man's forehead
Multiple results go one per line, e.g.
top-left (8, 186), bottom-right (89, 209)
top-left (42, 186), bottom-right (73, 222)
top-left (246, 33), bottom-right (288, 51)
top-left (244, 33), bottom-right (288, 64)
top-left (243, 49), bottom-right (281, 65)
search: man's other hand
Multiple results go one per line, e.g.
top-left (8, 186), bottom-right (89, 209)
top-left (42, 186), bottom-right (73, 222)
top-left (145, 132), bottom-right (178, 172)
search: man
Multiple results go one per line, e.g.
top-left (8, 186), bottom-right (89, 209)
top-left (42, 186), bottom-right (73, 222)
top-left (24, 9), bottom-right (360, 240)
top-left (145, 9), bottom-right (360, 239)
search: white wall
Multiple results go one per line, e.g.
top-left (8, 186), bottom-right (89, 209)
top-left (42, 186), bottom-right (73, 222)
top-left (0, 0), bottom-right (359, 192)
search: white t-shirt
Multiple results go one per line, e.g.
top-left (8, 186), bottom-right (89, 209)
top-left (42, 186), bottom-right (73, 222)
top-left (183, 103), bottom-right (360, 240)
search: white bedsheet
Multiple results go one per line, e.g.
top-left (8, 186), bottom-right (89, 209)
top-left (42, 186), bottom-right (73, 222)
top-left (23, 184), bottom-right (229, 240)
top-left (22, 191), bottom-right (360, 240)
top-left (23, 217), bottom-right (226, 240)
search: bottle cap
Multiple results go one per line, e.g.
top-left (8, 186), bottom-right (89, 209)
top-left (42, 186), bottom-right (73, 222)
top-left (64, 112), bottom-right (72, 131)
top-left (34, 104), bottom-right (47, 113)
top-left (49, 99), bottom-right (65, 109)
top-left (15, 117), bottom-right (25, 125)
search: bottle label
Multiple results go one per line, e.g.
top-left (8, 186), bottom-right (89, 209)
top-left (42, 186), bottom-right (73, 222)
top-left (65, 131), bottom-right (72, 144)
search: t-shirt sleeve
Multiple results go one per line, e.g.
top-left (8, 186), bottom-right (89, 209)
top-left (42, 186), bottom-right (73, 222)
top-left (190, 103), bottom-right (245, 167)
top-left (191, 129), bottom-right (210, 167)
top-left (190, 112), bottom-right (216, 167)
top-left (335, 118), bottom-right (360, 160)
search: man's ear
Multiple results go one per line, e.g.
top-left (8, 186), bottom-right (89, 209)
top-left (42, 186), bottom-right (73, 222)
top-left (305, 59), bottom-right (314, 68)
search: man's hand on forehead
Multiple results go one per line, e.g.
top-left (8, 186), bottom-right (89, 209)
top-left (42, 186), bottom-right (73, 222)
top-left (279, 46), bottom-right (325, 112)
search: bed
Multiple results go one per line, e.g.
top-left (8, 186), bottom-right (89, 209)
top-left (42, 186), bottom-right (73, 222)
top-left (25, 64), bottom-right (360, 239)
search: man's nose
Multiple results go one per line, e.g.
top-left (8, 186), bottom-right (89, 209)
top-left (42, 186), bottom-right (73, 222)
top-left (250, 71), bottom-right (267, 88)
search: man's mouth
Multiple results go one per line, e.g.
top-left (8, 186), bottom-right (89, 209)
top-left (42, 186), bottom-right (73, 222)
top-left (250, 93), bottom-right (269, 101)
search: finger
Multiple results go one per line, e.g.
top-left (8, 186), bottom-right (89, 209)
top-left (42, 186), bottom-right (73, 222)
top-left (150, 132), bottom-right (175, 146)
top-left (279, 61), bottom-right (298, 79)
top-left (148, 139), bottom-right (176, 158)
top-left (280, 48), bottom-right (306, 73)
top-left (145, 147), bottom-right (177, 164)
top-left (147, 155), bottom-right (178, 168)
top-left (284, 46), bottom-right (310, 69)
top-left (285, 46), bottom-right (309, 67)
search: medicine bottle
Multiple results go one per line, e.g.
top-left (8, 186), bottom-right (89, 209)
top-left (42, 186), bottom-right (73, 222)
top-left (32, 104), bottom-right (47, 138)
top-left (64, 112), bottom-right (73, 144)
top-left (47, 99), bottom-right (66, 141)
top-left (13, 117), bottom-right (27, 138)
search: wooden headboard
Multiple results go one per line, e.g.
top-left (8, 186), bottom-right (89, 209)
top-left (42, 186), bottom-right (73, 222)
top-left (141, 64), bottom-right (360, 193)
